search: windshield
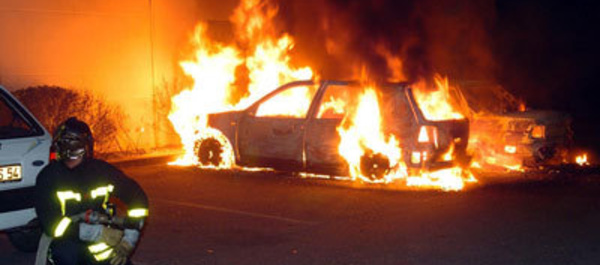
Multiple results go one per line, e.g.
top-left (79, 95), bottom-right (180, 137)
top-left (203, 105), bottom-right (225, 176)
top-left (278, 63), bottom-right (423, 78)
top-left (456, 81), bottom-right (523, 114)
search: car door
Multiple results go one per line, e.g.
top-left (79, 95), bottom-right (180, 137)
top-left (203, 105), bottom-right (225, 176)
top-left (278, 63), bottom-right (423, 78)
top-left (0, 87), bottom-right (51, 230)
top-left (304, 82), bottom-right (361, 175)
top-left (237, 82), bottom-right (318, 170)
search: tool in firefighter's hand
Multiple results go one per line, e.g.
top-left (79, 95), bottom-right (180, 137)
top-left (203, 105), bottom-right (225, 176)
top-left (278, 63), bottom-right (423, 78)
top-left (84, 209), bottom-right (143, 230)
top-left (84, 210), bottom-right (123, 227)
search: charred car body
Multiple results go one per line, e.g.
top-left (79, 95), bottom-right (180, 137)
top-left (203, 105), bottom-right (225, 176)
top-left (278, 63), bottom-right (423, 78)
top-left (459, 81), bottom-right (573, 170)
top-left (194, 80), bottom-right (469, 180)
top-left (470, 111), bottom-right (572, 168)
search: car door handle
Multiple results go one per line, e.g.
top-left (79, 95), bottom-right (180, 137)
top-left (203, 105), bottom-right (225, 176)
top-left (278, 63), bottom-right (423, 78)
top-left (32, 160), bottom-right (45, 167)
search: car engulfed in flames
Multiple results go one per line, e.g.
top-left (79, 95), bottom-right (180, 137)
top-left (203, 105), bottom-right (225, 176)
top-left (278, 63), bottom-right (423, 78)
top-left (189, 79), bottom-right (472, 189)
top-left (167, 0), bottom-right (476, 191)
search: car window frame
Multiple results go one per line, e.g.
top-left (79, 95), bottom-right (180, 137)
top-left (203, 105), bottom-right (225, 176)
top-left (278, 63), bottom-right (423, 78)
top-left (0, 87), bottom-right (46, 140)
top-left (245, 80), bottom-right (319, 119)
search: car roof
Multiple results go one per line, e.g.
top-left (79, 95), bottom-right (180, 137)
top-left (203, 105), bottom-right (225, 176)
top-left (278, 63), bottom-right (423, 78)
top-left (320, 80), bottom-right (411, 87)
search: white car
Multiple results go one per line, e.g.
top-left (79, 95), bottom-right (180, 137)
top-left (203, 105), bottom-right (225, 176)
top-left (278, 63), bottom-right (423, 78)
top-left (0, 85), bottom-right (51, 252)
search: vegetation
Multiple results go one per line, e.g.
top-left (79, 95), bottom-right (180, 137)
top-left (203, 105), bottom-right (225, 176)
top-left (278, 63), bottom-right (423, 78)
top-left (12, 85), bottom-right (124, 156)
top-left (152, 78), bottom-right (185, 147)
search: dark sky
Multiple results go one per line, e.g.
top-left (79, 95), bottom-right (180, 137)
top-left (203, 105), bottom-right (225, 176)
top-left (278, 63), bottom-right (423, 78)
top-left (493, 0), bottom-right (600, 150)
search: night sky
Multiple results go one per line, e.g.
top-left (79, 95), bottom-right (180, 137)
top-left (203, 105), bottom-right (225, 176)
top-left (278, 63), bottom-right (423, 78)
top-left (494, 0), bottom-right (600, 151)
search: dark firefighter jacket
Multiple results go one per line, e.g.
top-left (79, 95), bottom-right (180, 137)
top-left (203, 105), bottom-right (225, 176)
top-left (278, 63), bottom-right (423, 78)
top-left (34, 158), bottom-right (148, 241)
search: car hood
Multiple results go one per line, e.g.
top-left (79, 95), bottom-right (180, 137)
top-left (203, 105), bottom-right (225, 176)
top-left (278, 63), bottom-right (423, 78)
top-left (0, 137), bottom-right (47, 160)
top-left (478, 110), bottom-right (570, 125)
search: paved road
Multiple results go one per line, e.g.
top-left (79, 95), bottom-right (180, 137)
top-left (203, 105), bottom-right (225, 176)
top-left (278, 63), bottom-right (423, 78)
top-left (2, 162), bottom-right (600, 265)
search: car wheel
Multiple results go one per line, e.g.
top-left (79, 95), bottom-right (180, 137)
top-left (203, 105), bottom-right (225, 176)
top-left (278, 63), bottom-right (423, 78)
top-left (7, 219), bottom-right (42, 253)
top-left (535, 146), bottom-right (556, 163)
top-left (359, 150), bottom-right (390, 181)
top-left (195, 137), bottom-right (223, 166)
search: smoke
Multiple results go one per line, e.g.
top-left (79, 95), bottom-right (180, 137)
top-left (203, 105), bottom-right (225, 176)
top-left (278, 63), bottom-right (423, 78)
top-left (280, 0), bottom-right (496, 84)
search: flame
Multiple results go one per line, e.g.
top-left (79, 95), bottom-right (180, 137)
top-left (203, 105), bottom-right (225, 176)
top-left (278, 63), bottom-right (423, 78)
top-left (442, 143), bottom-right (455, 161)
top-left (237, 35), bottom-right (314, 110)
top-left (413, 75), bottom-right (465, 121)
top-left (576, 153), bottom-right (589, 166)
top-left (518, 101), bottom-right (527, 112)
top-left (168, 23), bottom-right (242, 165)
top-left (479, 154), bottom-right (523, 172)
top-left (255, 84), bottom-right (316, 118)
top-left (168, 0), bottom-right (313, 166)
top-left (504, 145), bottom-right (517, 154)
top-left (336, 87), bottom-right (404, 183)
top-left (169, 0), bottom-right (475, 191)
top-left (406, 167), bottom-right (475, 191)
top-left (317, 96), bottom-right (346, 119)
top-left (335, 84), bottom-right (474, 191)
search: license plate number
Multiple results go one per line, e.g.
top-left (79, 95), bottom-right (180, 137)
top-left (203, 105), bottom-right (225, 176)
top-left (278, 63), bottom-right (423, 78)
top-left (0, 165), bottom-right (22, 182)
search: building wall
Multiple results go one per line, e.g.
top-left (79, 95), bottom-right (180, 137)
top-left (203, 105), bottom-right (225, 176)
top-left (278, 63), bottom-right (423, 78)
top-left (0, 0), bottom-right (238, 148)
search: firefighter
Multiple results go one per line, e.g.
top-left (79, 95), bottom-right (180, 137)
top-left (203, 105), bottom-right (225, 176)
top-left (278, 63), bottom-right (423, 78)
top-left (34, 117), bottom-right (148, 265)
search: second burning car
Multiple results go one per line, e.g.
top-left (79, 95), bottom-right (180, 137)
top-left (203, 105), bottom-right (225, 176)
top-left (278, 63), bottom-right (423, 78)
top-left (192, 80), bottom-right (469, 181)
top-left (458, 81), bottom-right (573, 171)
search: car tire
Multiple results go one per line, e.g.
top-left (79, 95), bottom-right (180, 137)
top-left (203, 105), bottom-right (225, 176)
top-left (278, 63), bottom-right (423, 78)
top-left (7, 219), bottom-right (42, 253)
top-left (359, 150), bottom-right (390, 181)
top-left (535, 146), bottom-right (556, 163)
top-left (195, 137), bottom-right (223, 167)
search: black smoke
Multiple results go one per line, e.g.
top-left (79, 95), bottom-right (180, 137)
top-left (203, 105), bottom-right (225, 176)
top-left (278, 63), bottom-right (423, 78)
top-left (280, 0), bottom-right (496, 84)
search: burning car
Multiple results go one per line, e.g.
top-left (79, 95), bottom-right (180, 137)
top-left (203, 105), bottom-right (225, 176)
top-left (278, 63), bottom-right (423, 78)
top-left (459, 81), bottom-right (573, 171)
top-left (191, 80), bottom-right (470, 182)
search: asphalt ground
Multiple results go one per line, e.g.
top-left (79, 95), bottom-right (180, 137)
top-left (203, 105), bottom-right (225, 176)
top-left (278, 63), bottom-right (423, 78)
top-left (1, 159), bottom-right (599, 265)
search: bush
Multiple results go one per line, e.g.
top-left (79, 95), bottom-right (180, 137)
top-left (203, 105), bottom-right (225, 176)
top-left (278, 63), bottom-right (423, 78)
top-left (152, 78), bottom-right (185, 147)
top-left (12, 85), bottom-right (124, 155)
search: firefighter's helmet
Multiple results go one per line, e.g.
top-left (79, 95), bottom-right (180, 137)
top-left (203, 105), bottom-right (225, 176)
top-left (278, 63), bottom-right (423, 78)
top-left (53, 117), bottom-right (94, 160)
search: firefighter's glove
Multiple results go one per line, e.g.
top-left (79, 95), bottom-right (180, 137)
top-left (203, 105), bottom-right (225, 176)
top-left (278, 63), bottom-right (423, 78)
top-left (110, 240), bottom-right (134, 265)
top-left (79, 223), bottom-right (122, 245)
top-left (99, 226), bottom-right (124, 247)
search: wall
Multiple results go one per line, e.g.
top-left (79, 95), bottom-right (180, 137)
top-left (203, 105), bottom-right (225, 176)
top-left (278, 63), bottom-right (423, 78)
top-left (0, 0), bottom-right (239, 149)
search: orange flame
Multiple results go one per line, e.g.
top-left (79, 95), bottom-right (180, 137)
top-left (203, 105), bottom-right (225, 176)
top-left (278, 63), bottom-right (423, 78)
top-left (337, 86), bottom-right (405, 183)
top-left (576, 153), bottom-right (589, 166)
top-left (169, 0), bottom-right (475, 191)
top-left (406, 167), bottom-right (475, 191)
top-left (168, 23), bottom-right (242, 165)
top-left (335, 82), bottom-right (475, 191)
top-left (413, 75), bottom-right (465, 121)
top-left (168, 0), bottom-right (313, 166)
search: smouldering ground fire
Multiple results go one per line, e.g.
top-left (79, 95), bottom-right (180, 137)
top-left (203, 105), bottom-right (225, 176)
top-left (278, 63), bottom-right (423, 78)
top-left (167, 0), bottom-right (480, 191)
top-left (576, 153), bottom-right (589, 166)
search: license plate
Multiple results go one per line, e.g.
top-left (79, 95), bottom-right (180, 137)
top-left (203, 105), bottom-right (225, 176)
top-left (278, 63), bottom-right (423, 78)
top-left (0, 165), bottom-right (22, 182)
